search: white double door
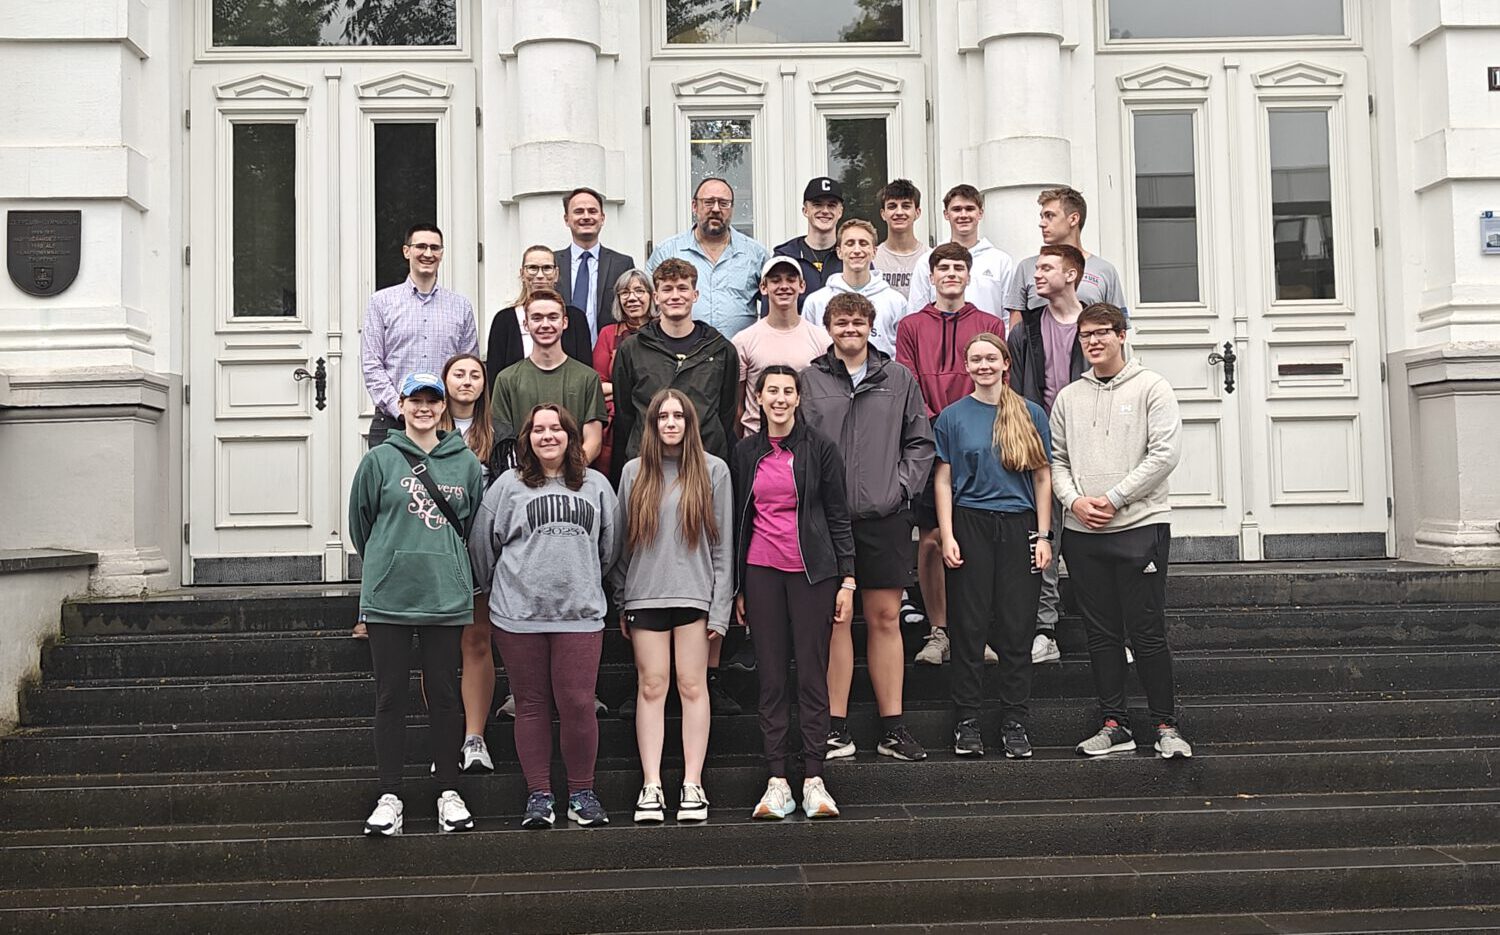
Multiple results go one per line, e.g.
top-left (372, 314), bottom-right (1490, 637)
top-left (185, 61), bottom-right (477, 583)
top-left (1096, 50), bottom-right (1390, 560)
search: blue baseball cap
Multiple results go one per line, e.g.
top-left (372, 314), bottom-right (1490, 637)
top-left (399, 372), bottom-right (445, 398)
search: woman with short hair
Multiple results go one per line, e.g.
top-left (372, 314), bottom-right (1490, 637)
top-left (593, 268), bottom-right (657, 474)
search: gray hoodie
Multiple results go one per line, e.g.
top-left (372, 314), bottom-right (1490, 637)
top-left (1049, 358), bottom-right (1182, 534)
top-left (468, 468), bottom-right (619, 633)
top-left (610, 454), bottom-right (735, 636)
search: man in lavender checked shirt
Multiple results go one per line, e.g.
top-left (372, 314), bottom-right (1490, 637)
top-left (361, 222), bottom-right (479, 447)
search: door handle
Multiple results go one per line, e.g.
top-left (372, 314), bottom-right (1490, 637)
top-left (293, 357), bottom-right (328, 411)
top-left (1207, 342), bottom-right (1236, 394)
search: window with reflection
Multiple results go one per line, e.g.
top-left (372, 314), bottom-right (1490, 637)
top-left (690, 118), bottom-right (755, 237)
top-left (1268, 110), bottom-right (1336, 301)
top-left (374, 124), bottom-right (438, 290)
top-left (1132, 111), bottom-right (1200, 304)
top-left (213, 0), bottom-right (457, 47)
top-left (1108, 0), bottom-right (1343, 40)
top-left (827, 117), bottom-right (890, 241)
top-left (667, 0), bottom-right (903, 44)
top-left (232, 123), bottom-right (297, 317)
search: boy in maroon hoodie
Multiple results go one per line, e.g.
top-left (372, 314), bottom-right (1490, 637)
top-left (895, 243), bottom-right (1007, 666)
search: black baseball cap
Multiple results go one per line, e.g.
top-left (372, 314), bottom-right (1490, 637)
top-left (803, 177), bottom-right (844, 203)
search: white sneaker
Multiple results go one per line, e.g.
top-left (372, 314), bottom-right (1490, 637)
top-left (914, 626), bottom-right (950, 665)
top-left (1031, 634), bottom-right (1061, 664)
top-left (677, 782), bottom-right (710, 822)
top-left (801, 777), bottom-right (840, 819)
top-left (751, 777), bottom-right (795, 820)
top-left (983, 643), bottom-right (999, 665)
top-left (461, 735), bottom-right (494, 772)
top-left (1154, 726), bottom-right (1194, 759)
top-left (437, 790), bottom-right (474, 832)
top-left (633, 783), bottom-right (666, 823)
top-left (363, 793), bottom-right (403, 836)
top-left (498, 694), bottom-right (516, 719)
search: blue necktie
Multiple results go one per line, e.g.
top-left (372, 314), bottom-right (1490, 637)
top-left (574, 251), bottom-right (593, 340)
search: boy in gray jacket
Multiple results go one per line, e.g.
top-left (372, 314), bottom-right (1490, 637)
top-left (1049, 303), bottom-right (1192, 760)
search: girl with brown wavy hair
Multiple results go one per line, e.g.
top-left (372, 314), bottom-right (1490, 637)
top-left (933, 332), bottom-right (1053, 762)
top-left (611, 388), bottom-right (733, 823)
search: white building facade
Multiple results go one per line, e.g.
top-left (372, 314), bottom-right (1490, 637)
top-left (1, 0), bottom-right (1497, 593)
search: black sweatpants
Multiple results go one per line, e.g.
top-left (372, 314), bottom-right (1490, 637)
top-left (744, 565), bottom-right (839, 779)
top-left (367, 622), bottom-right (465, 795)
top-left (946, 507), bottom-right (1042, 724)
top-left (1062, 522), bottom-right (1177, 727)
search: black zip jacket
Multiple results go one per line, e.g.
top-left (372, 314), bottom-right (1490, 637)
top-left (610, 319), bottom-right (738, 479)
top-left (731, 419), bottom-right (857, 590)
top-left (1007, 306), bottom-right (1087, 409)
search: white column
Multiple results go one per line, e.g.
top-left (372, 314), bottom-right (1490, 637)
top-left (974, 0), bottom-right (1070, 256)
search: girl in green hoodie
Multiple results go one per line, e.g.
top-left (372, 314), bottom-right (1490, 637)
top-left (348, 373), bottom-right (483, 837)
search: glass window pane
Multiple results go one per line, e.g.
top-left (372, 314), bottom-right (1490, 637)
top-left (668, 0), bottom-right (903, 44)
top-left (1269, 110), bottom-right (1336, 301)
top-left (826, 117), bottom-right (890, 242)
top-left (232, 123), bottom-right (297, 317)
top-left (1108, 0), bottom-right (1343, 39)
top-left (1133, 112), bottom-right (1200, 304)
top-left (374, 123), bottom-right (438, 290)
top-left (690, 118), bottom-right (754, 238)
top-left (213, 0), bottom-right (457, 47)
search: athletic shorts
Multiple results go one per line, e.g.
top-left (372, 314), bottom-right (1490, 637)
top-left (914, 472), bottom-right (939, 530)
top-left (623, 607), bottom-right (707, 632)
top-left (852, 511), bottom-right (918, 590)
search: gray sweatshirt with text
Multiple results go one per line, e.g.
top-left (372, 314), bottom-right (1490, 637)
top-left (468, 469), bottom-right (619, 633)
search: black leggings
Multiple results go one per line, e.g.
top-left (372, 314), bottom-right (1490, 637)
top-left (945, 507), bottom-right (1041, 724)
top-left (1063, 523), bottom-right (1177, 727)
top-left (744, 565), bottom-right (838, 779)
top-left (367, 623), bottom-right (464, 795)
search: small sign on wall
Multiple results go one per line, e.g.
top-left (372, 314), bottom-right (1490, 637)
top-left (1491, 67), bottom-right (1500, 92)
top-left (1484, 212), bottom-right (1500, 255)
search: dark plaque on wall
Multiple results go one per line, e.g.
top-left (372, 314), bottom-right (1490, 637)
top-left (7, 211), bottom-right (82, 297)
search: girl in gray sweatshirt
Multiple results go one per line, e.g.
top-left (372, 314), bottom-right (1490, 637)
top-left (611, 388), bottom-right (734, 824)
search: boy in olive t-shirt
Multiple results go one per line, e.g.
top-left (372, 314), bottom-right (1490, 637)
top-left (491, 291), bottom-right (608, 464)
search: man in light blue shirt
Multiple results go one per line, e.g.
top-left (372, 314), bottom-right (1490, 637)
top-left (646, 177), bottom-right (769, 339)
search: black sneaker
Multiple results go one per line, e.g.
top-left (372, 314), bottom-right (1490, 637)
top-left (899, 595), bottom-right (926, 626)
top-left (953, 718), bottom-right (985, 757)
top-left (707, 674), bottom-right (741, 716)
top-left (723, 639), bottom-right (757, 673)
top-left (825, 727), bottom-right (856, 760)
top-left (1001, 720), bottom-right (1033, 759)
top-left (877, 724), bottom-right (928, 761)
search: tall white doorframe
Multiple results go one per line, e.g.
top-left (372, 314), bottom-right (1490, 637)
top-left (184, 62), bottom-right (478, 584)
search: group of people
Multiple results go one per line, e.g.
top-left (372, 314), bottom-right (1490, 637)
top-left (351, 178), bottom-right (1189, 836)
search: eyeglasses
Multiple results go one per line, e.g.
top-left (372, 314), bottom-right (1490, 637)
top-left (695, 198), bottom-right (733, 209)
top-left (523, 264), bottom-right (557, 275)
top-left (1078, 328), bottom-right (1119, 343)
top-left (406, 243), bottom-right (444, 254)
top-left (617, 286), bottom-right (652, 297)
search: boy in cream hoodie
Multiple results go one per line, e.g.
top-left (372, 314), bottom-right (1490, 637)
top-left (802, 219), bottom-right (909, 356)
top-left (1049, 303), bottom-right (1192, 761)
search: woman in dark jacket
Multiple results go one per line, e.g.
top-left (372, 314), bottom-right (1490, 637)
top-left (485, 245), bottom-right (593, 385)
top-left (731, 364), bottom-right (855, 822)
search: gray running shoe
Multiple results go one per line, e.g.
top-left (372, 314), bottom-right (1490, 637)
top-left (1076, 720), bottom-right (1136, 757)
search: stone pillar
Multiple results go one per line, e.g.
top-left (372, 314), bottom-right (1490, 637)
top-left (0, 2), bottom-right (180, 593)
top-left (508, 0), bottom-right (606, 241)
top-left (1376, 2), bottom-right (1500, 564)
top-left (974, 0), bottom-right (1069, 255)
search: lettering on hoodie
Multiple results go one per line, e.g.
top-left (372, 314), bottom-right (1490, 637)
top-left (400, 476), bottom-right (468, 531)
top-left (526, 493), bottom-right (598, 537)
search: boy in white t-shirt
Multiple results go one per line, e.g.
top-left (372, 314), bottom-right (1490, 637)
top-left (873, 179), bottom-right (926, 300)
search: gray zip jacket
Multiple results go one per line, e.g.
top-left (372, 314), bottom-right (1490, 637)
top-left (798, 347), bottom-right (935, 519)
top-left (468, 468), bottom-right (618, 633)
top-left (1049, 358), bottom-right (1182, 534)
top-left (610, 454), bottom-right (735, 636)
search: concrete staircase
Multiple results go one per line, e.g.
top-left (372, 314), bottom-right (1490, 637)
top-left (2, 563), bottom-right (1498, 933)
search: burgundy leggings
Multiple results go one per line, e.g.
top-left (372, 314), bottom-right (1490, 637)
top-left (493, 628), bottom-right (603, 794)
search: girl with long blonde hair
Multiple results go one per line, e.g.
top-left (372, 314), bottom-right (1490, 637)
top-left (611, 388), bottom-right (733, 823)
top-left (932, 332), bottom-right (1054, 761)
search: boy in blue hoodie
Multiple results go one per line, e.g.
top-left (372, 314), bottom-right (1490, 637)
top-left (349, 373), bottom-right (484, 837)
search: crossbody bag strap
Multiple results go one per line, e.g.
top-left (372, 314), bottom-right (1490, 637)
top-left (397, 448), bottom-right (468, 539)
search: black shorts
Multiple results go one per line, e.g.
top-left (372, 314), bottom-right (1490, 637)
top-left (913, 472), bottom-right (939, 530)
top-left (853, 512), bottom-right (918, 590)
top-left (623, 607), bottom-right (707, 632)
